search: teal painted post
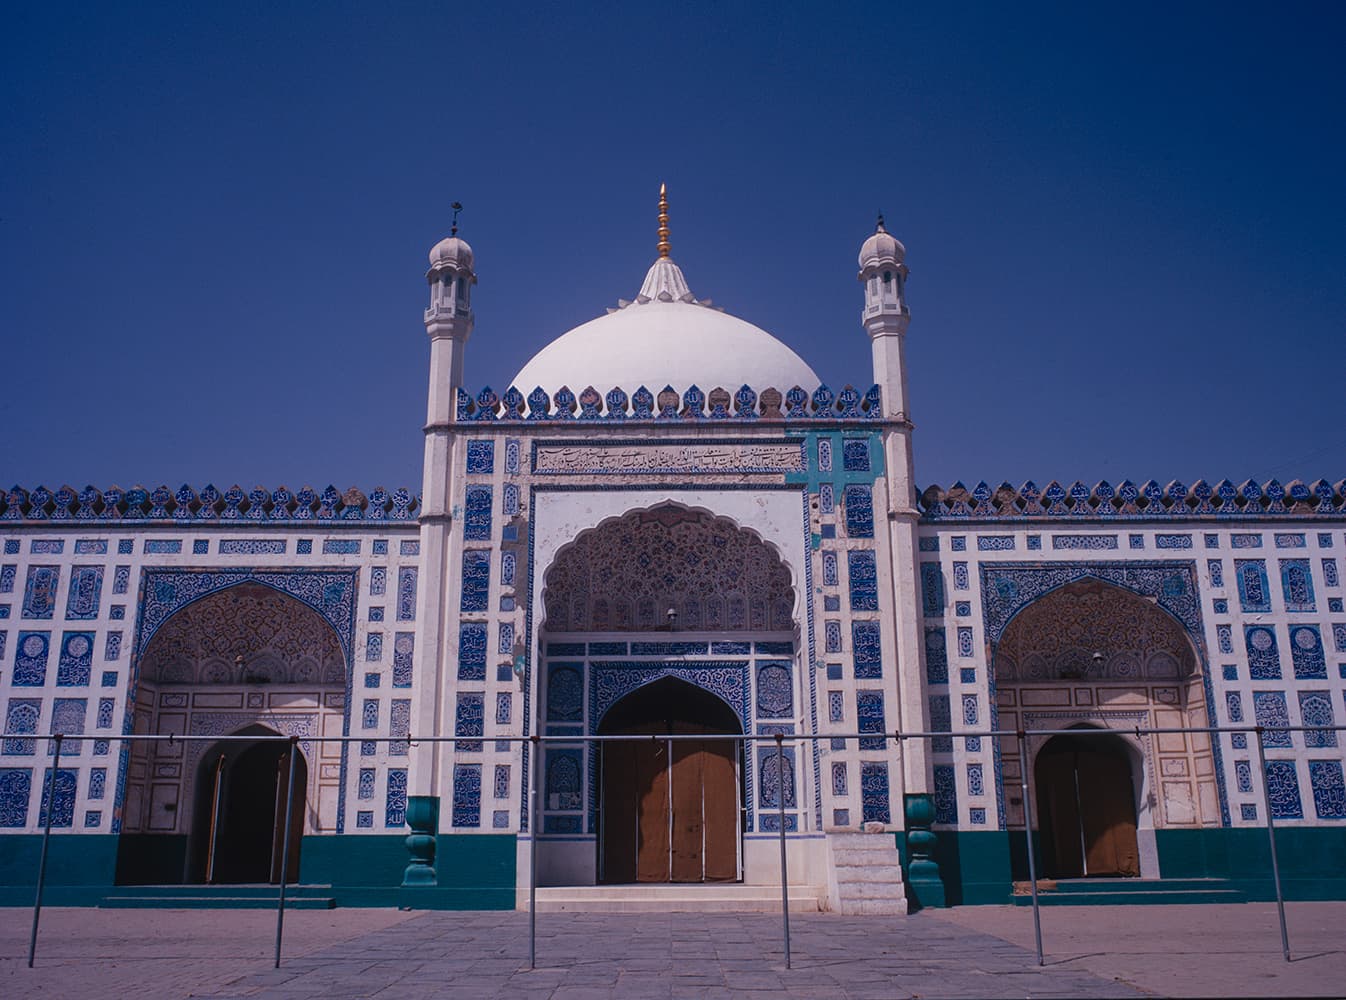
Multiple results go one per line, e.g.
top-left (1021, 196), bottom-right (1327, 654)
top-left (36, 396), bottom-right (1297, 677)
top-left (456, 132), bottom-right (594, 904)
top-left (274, 736), bottom-right (298, 969)
top-left (903, 791), bottom-right (945, 909)
top-left (1253, 726), bottom-right (1291, 962)
top-left (402, 796), bottom-right (440, 886)
top-left (775, 733), bottom-right (792, 969)
top-left (1017, 730), bottom-right (1044, 967)
top-left (27, 732), bottom-right (61, 968)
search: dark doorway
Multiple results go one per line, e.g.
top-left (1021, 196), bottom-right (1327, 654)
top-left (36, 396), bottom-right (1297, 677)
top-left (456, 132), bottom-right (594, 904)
top-left (597, 677), bottom-right (742, 884)
top-left (1034, 732), bottom-right (1139, 878)
top-left (190, 732), bottom-right (306, 884)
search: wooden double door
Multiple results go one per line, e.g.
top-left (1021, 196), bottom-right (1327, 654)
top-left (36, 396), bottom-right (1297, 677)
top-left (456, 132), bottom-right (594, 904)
top-left (1035, 734), bottom-right (1140, 878)
top-left (600, 721), bottom-right (740, 883)
top-left (194, 739), bottom-right (306, 884)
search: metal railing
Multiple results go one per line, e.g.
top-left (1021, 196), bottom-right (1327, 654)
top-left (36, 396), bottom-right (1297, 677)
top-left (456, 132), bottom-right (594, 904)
top-left (6, 721), bottom-right (1342, 970)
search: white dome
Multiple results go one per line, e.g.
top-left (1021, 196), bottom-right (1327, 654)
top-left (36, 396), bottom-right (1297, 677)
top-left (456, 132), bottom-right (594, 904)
top-left (510, 259), bottom-right (819, 395)
top-left (858, 218), bottom-right (905, 271)
top-left (428, 235), bottom-right (474, 272)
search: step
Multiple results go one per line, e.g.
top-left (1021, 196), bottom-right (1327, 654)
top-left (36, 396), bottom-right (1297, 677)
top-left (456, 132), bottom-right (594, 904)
top-left (835, 864), bottom-right (903, 883)
top-left (100, 883), bottom-right (334, 898)
top-left (1012, 889), bottom-right (1245, 906)
top-left (1049, 878), bottom-right (1239, 894)
top-left (834, 896), bottom-right (908, 916)
top-left (521, 884), bottom-right (824, 913)
top-left (101, 895), bottom-right (336, 910)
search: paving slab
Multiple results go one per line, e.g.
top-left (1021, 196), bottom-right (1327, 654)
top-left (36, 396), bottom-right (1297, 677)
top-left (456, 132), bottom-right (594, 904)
top-left (3, 902), bottom-right (1342, 997)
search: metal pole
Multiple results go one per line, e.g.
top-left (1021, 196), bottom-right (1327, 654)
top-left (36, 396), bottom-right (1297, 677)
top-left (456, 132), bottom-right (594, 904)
top-left (1017, 730), bottom-right (1044, 967)
top-left (1253, 726), bottom-right (1291, 962)
top-left (274, 736), bottom-right (299, 969)
top-left (28, 733), bottom-right (62, 969)
top-left (774, 732), bottom-right (792, 970)
top-left (528, 733), bottom-right (539, 970)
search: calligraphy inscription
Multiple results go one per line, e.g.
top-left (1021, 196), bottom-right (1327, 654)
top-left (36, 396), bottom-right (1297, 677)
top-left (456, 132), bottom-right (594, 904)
top-left (533, 442), bottom-right (804, 475)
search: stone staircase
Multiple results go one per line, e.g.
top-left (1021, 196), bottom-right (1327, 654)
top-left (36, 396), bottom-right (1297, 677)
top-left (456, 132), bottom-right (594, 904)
top-left (1010, 877), bottom-right (1249, 906)
top-left (100, 884), bottom-right (336, 909)
top-left (521, 883), bottom-right (824, 913)
top-left (826, 832), bottom-right (908, 915)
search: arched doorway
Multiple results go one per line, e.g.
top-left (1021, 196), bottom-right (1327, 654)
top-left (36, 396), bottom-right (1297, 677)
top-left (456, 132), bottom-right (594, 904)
top-left (1034, 730), bottom-right (1139, 878)
top-left (190, 726), bottom-right (308, 884)
top-left (597, 677), bottom-right (743, 883)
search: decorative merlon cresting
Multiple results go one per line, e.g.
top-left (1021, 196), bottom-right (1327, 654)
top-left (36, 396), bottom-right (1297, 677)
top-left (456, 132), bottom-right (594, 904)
top-left (1, 484), bottom-right (419, 522)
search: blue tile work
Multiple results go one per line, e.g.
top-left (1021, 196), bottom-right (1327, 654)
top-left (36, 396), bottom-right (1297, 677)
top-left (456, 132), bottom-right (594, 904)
top-left (1245, 626), bottom-right (1282, 680)
top-left (824, 621), bottom-right (841, 653)
top-left (960, 668), bottom-right (977, 684)
top-left (220, 539), bottom-right (287, 555)
top-left (0, 565), bottom-right (13, 593)
top-left (116, 539), bottom-right (132, 554)
top-left (1156, 534), bottom-right (1193, 549)
top-left (372, 540), bottom-right (388, 555)
top-left (820, 524), bottom-right (836, 540)
top-left (1223, 664), bottom-right (1239, 680)
top-left (455, 693), bottom-right (485, 752)
top-left (88, 767), bottom-right (106, 799)
top-left (14, 632), bottom-right (50, 686)
top-left (296, 539), bottom-right (313, 554)
top-left (144, 540), bottom-right (182, 554)
top-left (843, 485), bottom-right (873, 538)
top-left (390, 699), bottom-right (411, 756)
top-left (1309, 761), bottom-right (1346, 819)
top-left (1232, 534), bottom-right (1263, 549)
top-left (1208, 559), bottom-right (1224, 586)
top-left (860, 762), bottom-right (889, 823)
top-left (104, 632), bottom-right (122, 660)
top-left (30, 540), bottom-right (65, 554)
top-left (967, 763), bottom-right (985, 796)
top-left (1052, 535), bottom-right (1118, 550)
top-left (817, 438), bottom-right (832, 472)
top-left (852, 621), bottom-right (882, 679)
top-left (1241, 803), bottom-right (1259, 821)
top-left (957, 627), bottom-right (973, 658)
top-left (823, 595), bottom-right (840, 611)
top-left (1332, 598), bottom-right (1344, 613)
top-left (3, 700), bottom-right (39, 754)
top-left (1235, 759), bottom-right (1253, 793)
top-left (2, 541), bottom-right (15, 555)
top-left (920, 563), bottom-right (944, 617)
top-left (460, 550), bottom-right (490, 612)
top-left (64, 567), bottom-right (103, 620)
top-left (1289, 625), bottom-right (1327, 679)
top-left (933, 764), bottom-right (957, 824)
top-left (969, 807), bottom-right (987, 825)
top-left (929, 694), bottom-right (953, 753)
top-left (392, 633), bottom-right (414, 687)
top-left (955, 601), bottom-right (971, 616)
top-left (962, 693), bottom-right (978, 726)
top-left (38, 768), bottom-right (78, 828)
top-left (1324, 558), bottom-right (1340, 587)
top-left (504, 438), bottom-right (521, 475)
top-left (1280, 559), bottom-right (1315, 611)
top-left (322, 539), bottom-right (361, 555)
top-left (1253, 691), bottom-right (1292, 747)
top-left (758, 747), bottom-right (797, 808)
top-left (369, 607), bottom-right (383, 621)
top-left (503, 483), bottom-right (520, 516)
top-left (1264, 760), bottom-right (1303, 819)
top-left (1026, 535), bottom-right (1041, 550)
top-left (951, 537), bottom-right (966, 552)
top-left (919, 536), bottom-right (939, 552)
top-left (841, 438), bottom-right (870, 471)
top-left (822, 552), bottom-right (838, 587)
top-left (370, 567), bottom-right (386, 596)
top-left (495, 691), bottom-right (511, 725)
top-left (953, 562), bottom-right (969, 590)
top-left (1225, 691), bottom-right (1244, 723)
top-left (401, 540), bottom-right (420, 556)
top-left (977, 535), bottom-right (1015, 551)
top-left (1236, 562), bottom-right (1271, 611)
top-left (1205, 533), bottom-right (1220, 548)
top-left (56, 632), bottom-right (94, 686)
top-left (1298, 691), bottom-right (1336, 747)
top-left (494, 764), bottom-right (510, 799)
top-left (191, 539), bottom-right (209, 554)
top-left (74, 539), bottom-right (107, 555)
top-left (397, 567), bottom-right (417, 620)
top-left (362, 699), bottom-right (379, 730)
top-left (1213, 599), bottom-right (1228, 614)
top-left (366, 633), bottom-right (383, 662)
top-left (546, 665), bottom-right (583, 721)
top-left (1336, 625), bottom-right (1346, 653)
top-left (819, 483), bottom-right (834, 515)
top-left (924, 628), bottom-right (948, 684)
top-left (1275, 533), bottom-right (1306, 548)
top-left (831, 761), bottom-right (847, 796)
top-left (22, 566), bottom-right (59, 619)
top-left (500, 551), bottom-right (516, 588)
top-left (828, 691), bottom-right (844, 723)
top-left (453, 764), bottom-right (482, 827)
top-left (385, 768), bottom-right (408, 827)
top-left (0, 769), bottom-right (32, 827)
top-left (464, 485), bottom-right (492, 541)
top-left (356, 811), bottom-right (374, 828)
top-left (856, 690), bottom-right (886, 749)
top-left (364, 672), bottom-right (380, 687)
top-left (756, 662), bottom-right (793, 717)
top-left (465, 440), bottom-right (495, 474)
top-left (847, 551), bottom-right (878, 611)
top-left (358, 768), bottom-right (375, 800)
top-left (1217, 625), bottom-right (1234, 654)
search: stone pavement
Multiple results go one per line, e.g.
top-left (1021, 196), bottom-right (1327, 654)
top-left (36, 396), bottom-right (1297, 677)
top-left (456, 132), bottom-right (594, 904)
top-left (0, 902), bottom-right (1342, 998)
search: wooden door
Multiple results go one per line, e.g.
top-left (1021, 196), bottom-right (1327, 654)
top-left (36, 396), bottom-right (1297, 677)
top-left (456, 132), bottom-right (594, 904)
top-left (1037, 749), bottom-right (1085, 878)
top-left (1077, 750), bottom-right (1140, 876)
top-left (269, 748), bottom-right (305, 884)
top-left (635, 737), bottom-right (672, 882)
top-left (700, 738), bottom-right (738, 882)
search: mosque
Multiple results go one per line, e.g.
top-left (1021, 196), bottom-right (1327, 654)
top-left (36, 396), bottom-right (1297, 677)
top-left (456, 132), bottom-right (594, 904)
top-left (1, 188), bottom-right (1343, 911)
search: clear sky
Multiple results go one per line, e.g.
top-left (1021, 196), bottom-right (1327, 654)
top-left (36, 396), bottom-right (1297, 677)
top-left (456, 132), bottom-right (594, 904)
top-left (4, 2), bottom-right (1344, 495)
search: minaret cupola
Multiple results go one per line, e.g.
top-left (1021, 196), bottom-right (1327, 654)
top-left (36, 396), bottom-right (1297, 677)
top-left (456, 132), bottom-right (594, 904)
top-left (858, 214), bottom-right (908, 325)
top-left (425, 203), bottom-right (476, 337)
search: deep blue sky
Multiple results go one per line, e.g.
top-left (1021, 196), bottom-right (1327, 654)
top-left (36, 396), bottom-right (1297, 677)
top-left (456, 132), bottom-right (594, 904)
top-left (4, 2), bottom-right (1344, 494)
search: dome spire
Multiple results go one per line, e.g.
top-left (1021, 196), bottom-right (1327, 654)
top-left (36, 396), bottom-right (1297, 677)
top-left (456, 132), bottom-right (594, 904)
top-left (657, 183), bottom-right (671, 258)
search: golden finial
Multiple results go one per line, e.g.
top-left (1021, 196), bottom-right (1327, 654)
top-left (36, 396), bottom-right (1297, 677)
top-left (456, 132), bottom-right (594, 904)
top-left (656, 183), bottom-right (671, 258)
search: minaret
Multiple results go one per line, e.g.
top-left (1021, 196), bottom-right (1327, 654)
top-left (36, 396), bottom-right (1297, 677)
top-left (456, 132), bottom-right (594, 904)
top-left (409, 213), bottom-right (477, 830)
top-left (858, 217), bottom-right (936, 901)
